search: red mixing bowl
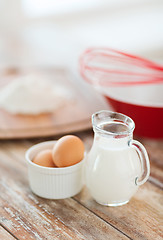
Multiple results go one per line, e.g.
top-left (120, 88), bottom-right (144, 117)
top-left (80, 48), bottom-right (163, 139)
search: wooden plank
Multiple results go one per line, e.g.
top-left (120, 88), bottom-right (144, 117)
top-left (0, 142), bottom-right (129, 240)
top-left (1, 137), bottom-right (163, 240)
top-left (74, 183), bottom-right (163, 240)
top-left (149, 166), bottom-right (163, 189)
top-left (0, 225), bottom-right (16, 240)
top-left (138, 138), bottom-right (163, 187)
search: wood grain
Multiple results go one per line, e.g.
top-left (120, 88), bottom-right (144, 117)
top-left (0, 135), bottom-right (162, 239)
top-left (74, 183), bottom-right (163, 240)
top-left (137, 138), bottom-right (163, 187)
top-left (0, 225), bottom-right (16, 240)
top-left (0, 141), bottom-right (129, 240)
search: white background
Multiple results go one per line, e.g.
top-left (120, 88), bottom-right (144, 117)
top-left (0, 0), bottom-right (163, 69)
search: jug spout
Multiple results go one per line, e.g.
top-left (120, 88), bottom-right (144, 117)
top-left (92, 110), bottom-right (135, 138)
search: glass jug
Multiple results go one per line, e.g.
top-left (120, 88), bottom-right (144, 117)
top-left (85, 110), bottom-right (150, 206)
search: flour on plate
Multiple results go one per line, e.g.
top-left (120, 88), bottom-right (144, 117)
top-left (0, 74), bottom-right (71, 114)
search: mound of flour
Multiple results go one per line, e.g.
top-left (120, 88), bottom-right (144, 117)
top-left (0, 74), bottom-right (71, 115)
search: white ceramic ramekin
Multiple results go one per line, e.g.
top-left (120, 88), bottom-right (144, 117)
top-left (25, 140), bottom-right (85, 199)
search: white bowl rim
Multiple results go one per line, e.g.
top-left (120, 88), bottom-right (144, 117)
top-left (25, 140), bottom-right (85, 172)
top-left (100, 84), bottom-right (163, 108)
top-left (106, 94), bottom-right (163, 108)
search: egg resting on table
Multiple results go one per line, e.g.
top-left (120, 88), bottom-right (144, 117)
top-left (33, 149), bottom-right (56, 167)
top-left (52, 135), bottom-right (85, 167)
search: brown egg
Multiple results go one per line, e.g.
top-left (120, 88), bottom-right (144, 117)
top-left (52, 135), bottom-right (85, 167)
top-left (33, 149), bottom-right (57, 168)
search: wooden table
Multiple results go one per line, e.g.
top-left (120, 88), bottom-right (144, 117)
top-left (0, 131), bottom-right (163, 240)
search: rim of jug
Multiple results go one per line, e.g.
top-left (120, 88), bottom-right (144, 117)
top-left (92, 110), bottom-right (135, 137)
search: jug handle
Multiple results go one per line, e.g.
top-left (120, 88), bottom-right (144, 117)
top-left (129, 140), bottom-right (150, 186)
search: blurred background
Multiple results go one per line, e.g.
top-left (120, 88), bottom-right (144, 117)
top-left (0, 0), bottom-right (163, 70)
top-left (0, 0), bottom-right (163, 139)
